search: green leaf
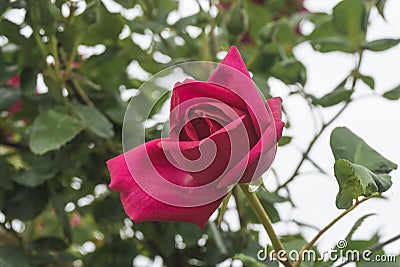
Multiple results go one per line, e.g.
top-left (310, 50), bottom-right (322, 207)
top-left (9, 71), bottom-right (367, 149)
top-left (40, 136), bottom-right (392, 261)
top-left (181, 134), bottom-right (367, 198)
top-left (256, 188), bottom-right (287, 204)
top-left (72, 102), bottom-right (114, 139)
top-left (12, 153), bottom-right (58, 187)
top-left (208, 221), bottom-right (228, 255)
top-left (383, 84), bottom-right (400, 100)
top-left (233, 253), bottom-right (266, 267)
top-left (93, 195), bottom-right (125, 225)
top-left (376, 0), bottom-right (387, 19)
top-left (278, 136), bottom-right (292, 146)
top-left (52, 194), bottom-right (73, 243)
top-left (114, 0), bottom-right (136, 8)
top-left (345, 213), bottom-right (375, 241)
top-left (330, 127), bottom-right (397, 174)
top-left (0, 161), bottom-right (13, 190)
top-left (0, 246), bottom-right (30, 267)
top-left (359, 74), bottom-right (375, 90)
top-left (217, 190), bottom-right (232, 227)
top-left (310, 87), bottom-right (353, 107)
top-left (362, 39), bottom-right (400, 51)
top-left (12, 170), bottom-right (52, 187)
top-left (312, 37), bottom-right (352, 53)
top-left (254, 188), bottom-right (286, 223)
top-left (271, 59), bottom-right (307, 85)
top-left (333, 0), bottom-right (366, 48)
top-left (0, 87), bottom-right (21, 111)
top-left (82, 2), bottom-right (125, 45)
top-left (334, 159), bottom-right (392, 209)
top-left (176, 223), bottom-right (202, 248)
top-left (3, 184), bottom-right (49, 220)
top-left (0, 63), bottom-right (18, 84)
top-left (29, 110), bottom-right (86, 155)
top-left (0, 20), bottom-right (26, 45)
top-left (28, 237), bottom-right (68, 251)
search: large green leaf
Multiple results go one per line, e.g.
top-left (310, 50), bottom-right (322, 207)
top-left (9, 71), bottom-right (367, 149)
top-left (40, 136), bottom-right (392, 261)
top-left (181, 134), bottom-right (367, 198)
top-left (0, 246), bottom-right (30, 267)
top-left (330, 127), bottom-right (397, 174)
top-left (333, 0), bottom-right (366, 49)
top-left (308, 17), bottom-right (352, 53)
top-left (29, 109), bottom-right (86, 155)
top-left (72, 102), bottom-right (114, 139)
top-left (383, 84), bottom-right (400, 100)
top-left (81, 2), bottom-right (125, 45)
top-left (334, 159), bottom-right (392, 209)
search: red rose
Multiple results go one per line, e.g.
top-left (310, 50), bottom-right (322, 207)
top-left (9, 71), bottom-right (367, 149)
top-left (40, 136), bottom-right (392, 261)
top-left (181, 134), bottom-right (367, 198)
top-left (107, 46), bottom-right (284, 228)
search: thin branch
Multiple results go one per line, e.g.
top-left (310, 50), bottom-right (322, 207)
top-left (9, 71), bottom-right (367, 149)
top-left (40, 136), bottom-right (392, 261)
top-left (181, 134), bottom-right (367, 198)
top-left (292, 193), bottom-right (379, 267)
top-left (276, 102), bottom-right (349, 190)
top-left (71, 79), bottom-right (95, 107)
top-left (336, 233), bottom-right (400, 267)
top-left (277, 49), bottom-right (365, 191)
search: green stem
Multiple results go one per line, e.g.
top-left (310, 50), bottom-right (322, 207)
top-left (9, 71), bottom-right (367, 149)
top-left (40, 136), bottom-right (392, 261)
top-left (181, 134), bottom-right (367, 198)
top-left (71, 79), bottom-right (95, 107)
top-left (292, 193), bottom-right (379, 267)
top-left (232, 187), bottom-right (248, 228)
top-left (239, 184), bottom-right (292, 267)
top-left (50, 34), bottom-right (61, 81)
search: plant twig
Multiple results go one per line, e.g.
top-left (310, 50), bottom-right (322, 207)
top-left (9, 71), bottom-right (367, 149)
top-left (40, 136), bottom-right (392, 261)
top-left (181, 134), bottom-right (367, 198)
top-left (336, 232), bottom-right (400, 267)
top-left (277, 49), bottom-right (365, 191)
top-left (292, 193), bottom-right (379, 267)
top-left (239, 184), bottom-right (292, 267)
top-left (276, 101), bottom-right (349, 190)
top-left (71, 79), bottom-right (95, 107)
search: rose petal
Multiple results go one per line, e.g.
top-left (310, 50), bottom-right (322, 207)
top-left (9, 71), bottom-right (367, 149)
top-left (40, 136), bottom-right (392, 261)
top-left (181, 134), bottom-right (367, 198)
top-left (107, 141), bottom-right (223, 229)
top-left (217, 46), bottom-right (251, 78)
top-left (207, 46), bottom-right (272, 138)
top-left (266, 97), bottom-right (284, 141)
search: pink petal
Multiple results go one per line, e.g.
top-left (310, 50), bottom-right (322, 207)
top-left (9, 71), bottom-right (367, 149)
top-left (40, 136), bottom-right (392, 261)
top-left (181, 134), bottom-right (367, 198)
top-left (218, 46), bottom-right (251, 78)
top-left (107, 142), bottom-right (223, 229)
top-left (266, 97), bottom-right (284, 141)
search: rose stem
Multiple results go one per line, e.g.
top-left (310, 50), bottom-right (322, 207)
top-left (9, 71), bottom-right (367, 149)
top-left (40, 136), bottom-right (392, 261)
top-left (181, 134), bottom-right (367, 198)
top-left (239, 184), bottom-right (292, 267)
